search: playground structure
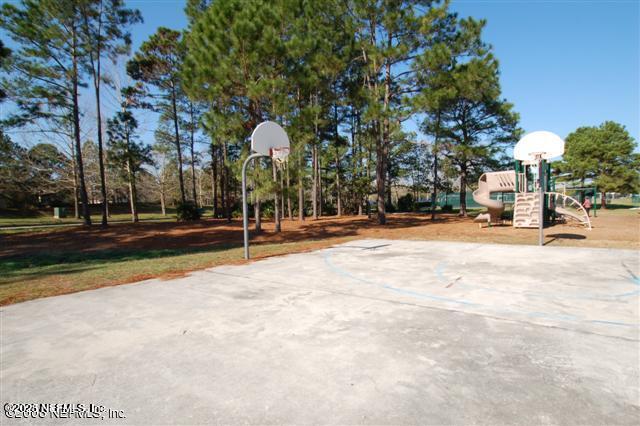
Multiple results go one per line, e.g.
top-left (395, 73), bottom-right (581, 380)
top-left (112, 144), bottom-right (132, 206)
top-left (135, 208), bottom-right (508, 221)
top-left (473, 131), bottom-right (592, 234)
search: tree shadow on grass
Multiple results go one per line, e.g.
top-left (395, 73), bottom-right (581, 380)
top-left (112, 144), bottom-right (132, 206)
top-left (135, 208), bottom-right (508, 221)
top-left (599, 204), bottom-right (639, 210)
top-left (0, 214), bottom-right (465, 258)
top-left (0, 265), bottom-right (103, 285)
top-left (0, 215), bottom-right (451, 285)
top-left (0, 244), bottom-right (242, 285)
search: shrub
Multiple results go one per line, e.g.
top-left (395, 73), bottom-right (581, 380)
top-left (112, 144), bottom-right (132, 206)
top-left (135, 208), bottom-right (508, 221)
top-left (176, 202), bottom-right (201, 221)
top-left (441, 204), bottom-right (453, 213)
top-left (397, 193), bottom-right (415, 212)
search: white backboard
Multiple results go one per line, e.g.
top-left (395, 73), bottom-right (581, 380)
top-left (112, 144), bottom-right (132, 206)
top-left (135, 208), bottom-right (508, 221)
top-left (251, 121), bottom-right (290, 156)
top-left (514, 131), bottom-right (565, 162)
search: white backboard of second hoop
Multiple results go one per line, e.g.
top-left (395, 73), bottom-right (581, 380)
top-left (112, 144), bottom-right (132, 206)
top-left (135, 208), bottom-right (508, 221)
top-left (514, 131), bottom-right (565, 162)
top-left (251, 121), bottom-right (290, 156)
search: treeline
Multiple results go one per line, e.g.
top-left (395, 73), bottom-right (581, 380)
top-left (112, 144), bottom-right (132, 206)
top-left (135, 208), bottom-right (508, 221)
top-left (2, 0), bottom-right (523, 226)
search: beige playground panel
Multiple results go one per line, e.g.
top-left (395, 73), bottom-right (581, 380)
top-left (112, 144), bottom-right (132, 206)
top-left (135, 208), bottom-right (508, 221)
top-left (472, 171), bottom-right (591, 229)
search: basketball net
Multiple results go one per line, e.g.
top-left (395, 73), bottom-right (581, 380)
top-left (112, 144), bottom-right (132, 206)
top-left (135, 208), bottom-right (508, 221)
top-left (270, 147), bottom-right (290, 172)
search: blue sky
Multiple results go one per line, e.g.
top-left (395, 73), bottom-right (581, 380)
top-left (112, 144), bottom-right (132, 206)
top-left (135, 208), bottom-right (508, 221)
top-left (452, 0), bottom-right (639, 141)
top-left (3, 0), bottom-right (639, 148)
top-left (128, 0), bottom-right (640, 143)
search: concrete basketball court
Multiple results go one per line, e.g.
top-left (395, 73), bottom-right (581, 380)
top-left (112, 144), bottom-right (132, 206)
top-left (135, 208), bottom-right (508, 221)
top-left (2, 240), bottom-right (639, 425)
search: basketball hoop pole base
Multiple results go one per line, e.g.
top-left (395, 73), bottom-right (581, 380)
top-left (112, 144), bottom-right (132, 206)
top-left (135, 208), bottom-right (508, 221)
top-left (538, 157), bottom-right (545, 246)
top-left (242, 153), bottom-right (268, 260)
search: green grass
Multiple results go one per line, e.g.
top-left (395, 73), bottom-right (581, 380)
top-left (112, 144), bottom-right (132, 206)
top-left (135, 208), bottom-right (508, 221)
top-left (0, 212), bottom-right (179, 227)
top-left (592, 203), bottom-right (639, 216)
top-left (0, 238), bottom-right (348, 305)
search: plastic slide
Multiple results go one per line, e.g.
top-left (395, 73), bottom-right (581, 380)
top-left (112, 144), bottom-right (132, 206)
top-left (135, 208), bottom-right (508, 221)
top-left (472, 171), bottom-right (516, 223)
top-left (547, 192), bottom-right (592, 230)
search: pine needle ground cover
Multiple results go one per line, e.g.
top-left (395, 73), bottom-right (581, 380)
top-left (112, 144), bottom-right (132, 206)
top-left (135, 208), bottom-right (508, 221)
top-left (1, 211), bottom-right (637, 305)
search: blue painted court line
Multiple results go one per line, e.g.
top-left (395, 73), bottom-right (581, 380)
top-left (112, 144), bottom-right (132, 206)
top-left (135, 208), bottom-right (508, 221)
top-left (322, 248), bottom-right (639, 329)
top-left (589, 320), bottom-right (637, 327)
top-left (382, 285), bottom-right (477, 306)
top-left (322, 250), bottom-right (476, 306)
top-left (436, 260), bottom-right (639, 301)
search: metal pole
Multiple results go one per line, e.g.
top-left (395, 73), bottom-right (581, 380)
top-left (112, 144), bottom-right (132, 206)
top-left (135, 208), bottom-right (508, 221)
top-left (538, 157), bottom-right (545, 246)
top-left (242, 153), bottom-right (267, 259)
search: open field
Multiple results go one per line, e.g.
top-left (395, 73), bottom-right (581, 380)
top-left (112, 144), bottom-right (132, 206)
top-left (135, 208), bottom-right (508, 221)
top-left (1, 240), bottom-right (638, 424)
top-left (0, 208), bottom-right (177, 228)
top-left (1, 209), bottom-right (638, 306)
top-left (0, 212), bottom-right (173, 227)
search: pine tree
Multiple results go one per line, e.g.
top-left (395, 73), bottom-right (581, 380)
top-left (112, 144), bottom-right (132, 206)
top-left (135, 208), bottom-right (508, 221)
top-left (416, 16), bottom-right (520, 217)
top-left (0, 40), bottom-right (10, 101)
top-left (127, 27), bottom-right (188, 204)
top-left (1, 0), bottom-right (92, 225)
top-left (351, 0), bottom-right (451, 224)
top-left (106, 110), bottom-right (152, 222)
top-left (79, 0), bottom-right (142, 227)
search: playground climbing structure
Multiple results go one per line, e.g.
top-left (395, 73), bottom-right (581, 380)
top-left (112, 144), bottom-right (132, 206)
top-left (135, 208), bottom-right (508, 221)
top-left (473, 160), bottom-right (592, 230)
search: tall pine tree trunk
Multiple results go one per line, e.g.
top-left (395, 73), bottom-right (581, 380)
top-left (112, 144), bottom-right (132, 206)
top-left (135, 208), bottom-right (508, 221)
top-left (377, 51), bottom-right (393, 225)
top-left (280, 167), bottom-right (285, 219)
top-left (367, 137), bottom-right (373, 219)
top-left (211, 147), bottom-right (218, 217)
top-left (431, 114), bottom-right (440, 221)
top-left (286, 166), bottom-right (292, 220)
top-left (171, 86), bottom-right (186, 204)
top-left (312, 142), bottom-right (318, 219)
top-left (273, 162), bottom-right (281, 232)
top-left (298, 173), bottom-right (305, 221)
top-left (160, 188), bottom-right (166, 216)
top-left (318, 156), bottom-right (323, 217)
top-left (220, 166), bottom-right (226, 220)
top-left (126, 160), bottom-right (138, 223)
top-left (295, 89), bottom-right (304, 221)
top-left (72, 25), bottom-right (91, 226)
top-left (223, 141), bottom-right (231, 222)
top-left (386, 167), bottom-right (392, 207)
top-left (198, 171), bottom-right (203, 207)
top-left (71, 141), bottom-right (80, 219)
top-left (220, 158), bottom-right (226, 221)
top-left (189, 103), bottom-right (197, 205)
top-left (85, 11), bottom-right (108, 228)
top-left (93, 72), bottom-right (108, 227)
top-left (459, 165), bottom-right (468, 217)
top-left (335, 148), bottom-right (342, 217)
top-left (190, 146), bottom-right (197, 205)
top-left (351, 112), bottom-right (360, 216)
top-left (376, 125), bottom-right (386, 225)
top-left (254, 199), bottom-right (261, 231)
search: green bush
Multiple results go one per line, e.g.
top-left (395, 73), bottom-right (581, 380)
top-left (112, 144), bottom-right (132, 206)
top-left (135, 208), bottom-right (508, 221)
top-left (176, 202), bottom-right (201, 221)
top-left (397, 193), bottom-right (415, 212)
top-left (441, 205), bottom-right (453, 213)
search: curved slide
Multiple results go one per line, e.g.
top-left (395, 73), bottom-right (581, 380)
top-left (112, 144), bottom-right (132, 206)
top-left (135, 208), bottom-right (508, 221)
top-left (472, 171), bottom-right (516, 223)
top-left (547, 192), bottom-right (592, 230)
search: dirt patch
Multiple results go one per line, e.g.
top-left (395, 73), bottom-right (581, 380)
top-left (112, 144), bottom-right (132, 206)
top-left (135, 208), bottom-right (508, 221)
top-left (2, 211), bottom-right (638, 258)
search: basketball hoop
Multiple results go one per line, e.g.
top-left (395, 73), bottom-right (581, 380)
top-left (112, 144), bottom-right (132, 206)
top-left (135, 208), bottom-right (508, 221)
top-left (514, 131), bottom-right (566, 247)
top-left (242, 121), bottom-right (291, 259)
